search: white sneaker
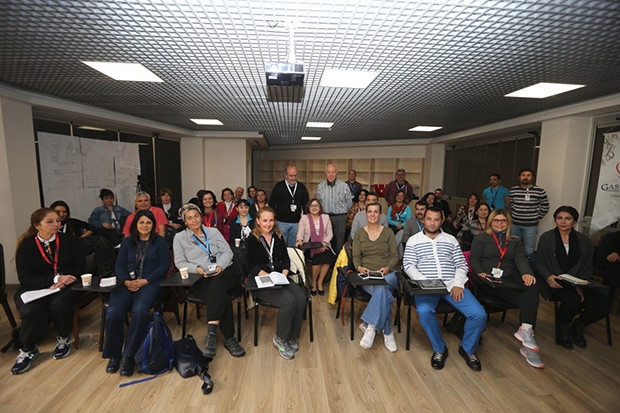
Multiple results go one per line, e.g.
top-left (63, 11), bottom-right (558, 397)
top-left (514, 327), bottom-right (539, 351)
top-left (360, 325), bottom-right (376, 349)
top-left (520, 346), bottom-right (544, 368)
top-left (383, 332), bottom-right (398, 352)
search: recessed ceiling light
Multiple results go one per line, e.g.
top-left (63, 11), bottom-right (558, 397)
top-left (77, 125), bottom-right (106, 131)
top-left (319, 69), bottom-right (380, 88)
top-left (190, 119), bottom-right (223, 125)
top-left (82, 62), bottom-right (163, 82)
top-left (505, 82), bottom-right (585, 98)
top-left (301, 136), bottom-right (321, 141)
top-left (306, 122), bottom-right (334, 128)
top-left (409, 126), bottom-right (443, 132)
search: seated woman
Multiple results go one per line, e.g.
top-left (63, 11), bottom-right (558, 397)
top-left (387, 190), bottom-right (412, 233)
top-left (246, 207), bottom-right (306, 360)
top-left (295, 198), bottom-right (335, 296)
top-left (537, 206), bottom-right (610, 350)
top-left (246, 186), bottom-right (257, 205)
top-left (173, 204), bottom-right (245, 358)
top-left (453, 192), bottom-right (480, 231)
top-left (421, 191), bottom-right (436, 207)
top-left (229, 199), bottom-right (254, 246)
top-left (456, 202), bottom-right (490, 251)
top-left (103, 210), bottom-right (170, 376)
top-left (11, 208), bottom-right (85, 375)
top-left (157, 187), bottom-right (183, 232)
top-left (88, 188), bottom-right (131, 245)
top-left (217, 187), bottom-right (238, 242)
top-left (52, 200), bottom-right (116, 276)
top-left (250, 189), bottom-right (269, 218)
top-left (352, 202), bottom-right (399, 352)
top-left (470, 209), bottom-right (543, 368)
top-left (198, 190), bottom-right (225, 233)
top-left (346, 189), bottom-right (369, 233)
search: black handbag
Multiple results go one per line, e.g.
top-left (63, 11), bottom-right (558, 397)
top-left (173, 334), bottom-right (214, 394)
top-left (445, 311), bottom-right (466, 339)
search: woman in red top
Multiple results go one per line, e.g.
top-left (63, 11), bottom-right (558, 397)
top-left (216, 187), bottom-right (238, 242)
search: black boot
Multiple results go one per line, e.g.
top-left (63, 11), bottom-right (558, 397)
top-left (570, 320), bottom-right (587, 348)
top-left (558, 322), bottom-right (573, 349)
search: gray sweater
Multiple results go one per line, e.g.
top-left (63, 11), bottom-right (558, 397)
top-left (173, 225), bottom-right (233, 272)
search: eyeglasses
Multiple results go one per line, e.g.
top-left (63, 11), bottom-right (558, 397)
top-left (492, 218), bottom-right (508, 223)
top-left (310, 204), bottom-right (320, 208)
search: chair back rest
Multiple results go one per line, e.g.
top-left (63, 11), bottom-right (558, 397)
top-left (343, 240), bottom-right (354, 269)
top-left (0, 243), bottom-right (5, 293)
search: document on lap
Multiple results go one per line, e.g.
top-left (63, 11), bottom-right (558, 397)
top-left (255, 271), bottom-right (290, 288)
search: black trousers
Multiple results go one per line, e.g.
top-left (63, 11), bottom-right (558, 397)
top-left (191, 266), bottom-right (240, 339)
top-left (554, 285), bottom-right (610, 325)
top-left (478, 282), bottom-right (540, 326)
top-left (15, 287), bottom-right (82, 350)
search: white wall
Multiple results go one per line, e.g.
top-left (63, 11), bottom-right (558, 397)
top-left (537, 116), bottom-right (593, 234)
top-left (0, 98), bottom-right (40, 283)
top-left (255, 143), bottom-right (427, 160)
top-left (180, 137), bottom-right (248, 199)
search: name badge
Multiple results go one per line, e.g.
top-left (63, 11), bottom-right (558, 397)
top-left (491, 267), bottom-right (503, 278)
top-left (524, 193), bottom-right (531, 201)
top-left (290, 204), bottom-right (297, 212)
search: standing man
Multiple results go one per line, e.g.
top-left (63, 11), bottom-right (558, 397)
top-left (482, 173), bottom-right (510, 211)
top-left (234, 187), bottom-right (244, 203)
top-left (350, 192), bottom-right (389, 239)
top-left (346, 169), bottom-right (363, 199)
top-left (270, 165), bottom-right (309, 247)
top-left (403, 207), bottom-right (486, 371)
top-left (122, 191), bottom-right (167, 237)
top-left (316, 164), bottom-right (351, 253)
top-left (384, 169), bottom-right (416, 205)
top-left (509, 168), bottom-right (549, 259)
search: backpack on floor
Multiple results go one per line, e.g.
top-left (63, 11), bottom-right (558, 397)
top-left (134, 312), bottom-right (174, 375)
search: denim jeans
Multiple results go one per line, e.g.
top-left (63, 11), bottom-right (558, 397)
top-left (414, 289), bottom-right (486, 354)
top-left (277, 221), bottom-right (299, 247)
top-left (511, 225), bottom-right (538, 257)
top-left (360, 271), bottom-right (399, 335)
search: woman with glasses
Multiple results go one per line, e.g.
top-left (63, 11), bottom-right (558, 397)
top-left (537, 206), bottom-right (609, 350)
top-left (470, 209), bottom-right (543, 368)
top-left (173, 203), bottom-right (246, 359)
top-left (295, 198), bottom-right (334, 296)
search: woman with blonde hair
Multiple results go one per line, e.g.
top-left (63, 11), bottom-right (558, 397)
top-left (470, 209), bottom-right (542, 368)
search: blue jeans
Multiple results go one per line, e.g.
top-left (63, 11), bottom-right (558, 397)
top-left (414, 289), bottom-right (486, 354)
top-left (277, 221), bottom-right (299, 247)
top-left (360, 271), bottom-right (399, 335)
top-left (511, 225), bottom-right (538, 257)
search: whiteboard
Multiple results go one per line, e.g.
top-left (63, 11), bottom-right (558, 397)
top-left (38, 132), bottom-right (141, 221)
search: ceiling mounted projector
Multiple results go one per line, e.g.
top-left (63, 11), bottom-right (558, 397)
top-left (265, 62), bottom-right (305, 86)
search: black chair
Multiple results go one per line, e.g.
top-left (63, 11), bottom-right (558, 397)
top-left (0, 243), bottom-right (17, 329)
top-left (550, 290), bottom-right (612, 346)
top-left (398, 271), bottom-right (456, 350)
top-left (182, 288), bottom-right (245, 341)
top-left (248, 268), bottom-right (314, 347)
top-left (337, 267), bottom-right (402, 341)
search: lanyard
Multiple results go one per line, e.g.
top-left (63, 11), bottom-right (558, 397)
top-left (135, 240), bottom-right (150, 278)
top-left (192, 229), bottom-right (211, 256)
top-left (286, 182), bottom-right (297, 201)
top-left (492, 232), bottom-right (508, 267)
top-left (204, 211), bottom-right (216, 227)
top-left (416, 219), bottom-right (423, 232)
top-left (259, 234), bottom-right (275, 270)
top-left (35, 236), bottom-right (60, 275)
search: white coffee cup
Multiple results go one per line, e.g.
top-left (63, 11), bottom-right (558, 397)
top-left (179, 267), bottom-right (189, 279)
top-left (234, 238), bottom-right (241, 247)
top-left (81, 273), bottom-right (93, 287)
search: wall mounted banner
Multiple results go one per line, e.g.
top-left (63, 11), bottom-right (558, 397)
top-left (591, 132), bottom-right (620, 233)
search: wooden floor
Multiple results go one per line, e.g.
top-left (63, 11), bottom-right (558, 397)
top-left (0, 285), bottom-right (618, 413)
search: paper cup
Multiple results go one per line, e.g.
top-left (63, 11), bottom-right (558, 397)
top-left (234, 238), bottom-right (241, 247)
top-left (81, 273), bottom-right (92, 287)
top-left (179, 267), bottom-right (189, 279)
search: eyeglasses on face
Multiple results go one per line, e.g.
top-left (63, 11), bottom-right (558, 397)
top-left (492, 218), bottom-right (508, 223)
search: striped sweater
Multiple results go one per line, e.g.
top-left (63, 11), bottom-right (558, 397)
top-left (508, 185), bottom-right (549, 226)
top-left (403, 231), bottom-right (469, 292)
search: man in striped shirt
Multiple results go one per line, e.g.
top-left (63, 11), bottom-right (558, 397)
top-left (316, 164), bottom-right (351, 253)
top-left (508, 168), bottom-right (549, 258)
top-left (403, 207), bottom-right (486, 371)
